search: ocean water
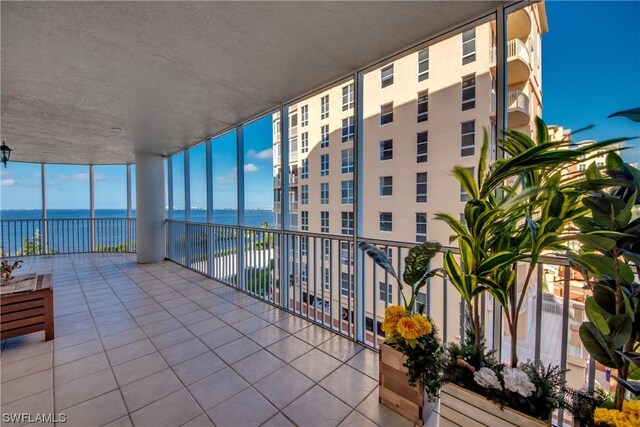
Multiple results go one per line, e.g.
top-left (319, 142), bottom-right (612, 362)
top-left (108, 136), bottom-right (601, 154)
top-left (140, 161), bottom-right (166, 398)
top-left (0, 209), bottom-right (274, 255)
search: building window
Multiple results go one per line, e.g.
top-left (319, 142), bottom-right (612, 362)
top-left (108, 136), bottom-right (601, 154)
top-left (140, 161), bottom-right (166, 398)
top-left (379, 212), bottom-right (392, 232)
top-left (462, 28), bottom-right (476, 65)
top-left (416, 213), bottom-right (427, 243)
top-left (416, 292), bottom-right (427, 314)
top-left (301, 236), bottom-right (308, 256)
top-left (289, 113), bottom-right (298, 131)
top-left (416, 173), bottom-right (427, 203)
top-left (341, 212), bottom-right (354, 236)
top-left (418, 48), bottom-right (429, 81)
top-left (379, 282), bottom-right (393, 304)
top-left (460, 167), bottom-right (474, 202)
top-left (379, 176), bottom-right (393, 196)
top-left (341, 180), bottom-right (353, 204)
top-left (321, 211), bottom-right (329, 233)
top-left (379, 140), bottom-right (393, 161)
top-left (301, 184), bottom-right (308, 205)
top-left (461, 121), bottom-right (475, 157)
top-left (320, 154), bottom-right (329, 176)
top-left (459, 212), bottom-right (467, 226)
top-left (320, 182), bottom-right (329, 204)
top-left (342, 83), bottom-right (354, 111)
top-left (341, 273), bottom-right (354, 297)
top-left (341, 148), bottom-right (354, 174)
top-left (321, 124), bottom-right (329, 148)
top-left (323, 239), bottom-right (330, 260)
top-left (301, 211), bottom-right (309, 231)
top-left (301, 159), bottom-right (308, 179)
top-left (341, 242), bottom-right (354, 266)
top-left (320, 95), bottom-right (329, 119)
top-left (300, 105), bottom-right (308, 127)
top-left (417, 132), bottom-right (428, 163)
top-left (301, 132), bottom-right (309, 153)
top-left (273, 119), bottom-right (281, 141)
top-left (381, 64), bottom-right (394, 88)
top-left (342, 117), bottom-right (354, 143)
top-left (323, 267), bottom-right (330, 290)
top-left (417, 91), bottom-right (429, 122)
top-left (461, 75), bottom-right (476, 111)
top-left (380, 103), bottom-right (394, 125)
top-left (301, 263), bottom-right (308, 283)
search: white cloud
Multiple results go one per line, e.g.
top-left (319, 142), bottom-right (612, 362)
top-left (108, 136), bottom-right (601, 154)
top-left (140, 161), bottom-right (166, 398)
top-left (53, 172), bottom-right (108, 181)
top-left (244, 163), bottom-right (259, 173)
top-left (248, 148), bottom-right (273, 160)
top-left (216, 167), bottom-right (237, 185)
top-left (0, 179), bottom-right (16, 187)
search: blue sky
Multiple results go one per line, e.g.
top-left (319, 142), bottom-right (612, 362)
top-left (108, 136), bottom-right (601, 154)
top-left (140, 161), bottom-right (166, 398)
top-left (543, 1), bottom-right (640, 162)
top-left (1, 1), bottom-right (638, 210)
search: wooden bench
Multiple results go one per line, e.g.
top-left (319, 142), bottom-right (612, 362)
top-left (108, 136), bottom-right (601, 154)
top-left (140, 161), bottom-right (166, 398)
top-left (0, 274), bottom-right (54, 341)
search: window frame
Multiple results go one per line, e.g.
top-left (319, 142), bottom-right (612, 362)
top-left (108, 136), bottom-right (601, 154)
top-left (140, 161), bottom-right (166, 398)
top-left (379, 176), bottom-right (393, 197)
top-left (416, 172), bottom-right (428, 203)
top-left (342, 83), bottom-right (354, 111)
top-left (379, 212), bottom-right (393, 232)
top-left (461, 120), bottom-right (475, 157)
top-left (320, 95), bottom-right (330, 119)
top-left (380, 103), bottom-right (394, 125)
top-left (341, 148), bottom-right (354, 174)
top-left (320, 182), bottom-right (329, 205)
top-left (462, 28), bottom-right (476, 65)
top-left (379, 140), bottom-right (393, 161)
top-left (416, 212), bottom-right (427, 243)
top-left (381, 64), bottom-right (394, 88)
top-left (417, 48), bottom-right (429, 81)
top-left (417, 91), bottom-right (429, 122)
top-left (417, 132), bottom-right (428, 163)
top-left (461, 75), bottom-right (476, 111)
top-left (320, 154), bottom-right (329, 176)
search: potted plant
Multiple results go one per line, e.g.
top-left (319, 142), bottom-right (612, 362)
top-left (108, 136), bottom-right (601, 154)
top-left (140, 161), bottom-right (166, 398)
top-left (359, 241), bottom-right (444, 425)
top-left (435, 118), bottom-right (622, 425)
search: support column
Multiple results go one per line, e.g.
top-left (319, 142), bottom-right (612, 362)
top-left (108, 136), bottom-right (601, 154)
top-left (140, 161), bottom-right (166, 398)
top-left (135, 152), bottom-right (166, 263)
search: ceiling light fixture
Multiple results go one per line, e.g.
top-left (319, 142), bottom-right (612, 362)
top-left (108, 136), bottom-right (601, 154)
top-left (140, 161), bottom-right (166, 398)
top-left (1, 141), bottom-right (12, 168)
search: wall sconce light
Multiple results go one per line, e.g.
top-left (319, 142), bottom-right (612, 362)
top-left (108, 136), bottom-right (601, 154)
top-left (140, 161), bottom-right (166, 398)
top-left (1, 141), bottom-right (11, 168)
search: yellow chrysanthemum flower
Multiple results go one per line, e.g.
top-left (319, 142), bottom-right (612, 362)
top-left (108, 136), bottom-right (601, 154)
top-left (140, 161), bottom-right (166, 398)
top-left (413, 314), bottom-right (433, 336)
top-left (397, 317), bottom-right (423, 340)
top-left (594, 406), bottom-right (638, 427)
top-left (382, 305), bottom-right (406, 335)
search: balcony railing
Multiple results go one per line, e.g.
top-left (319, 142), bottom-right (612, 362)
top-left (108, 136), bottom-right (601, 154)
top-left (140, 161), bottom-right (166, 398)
top-left (0, 218), bottom-right (136, 256)
top-left (490, 90), bottom-right (530, 115)
top-left (166, 219), bottom-right (598, 394)
top-left (489, 38), bottom-right (530, 65)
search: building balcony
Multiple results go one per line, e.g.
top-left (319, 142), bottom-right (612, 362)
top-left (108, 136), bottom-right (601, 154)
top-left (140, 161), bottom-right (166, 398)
top-left (289, 174), bottom-right (299, 186)
top-left (491, 90), bottom-right (531, 128)
top-left (490, 39), bottom-right (531, 84)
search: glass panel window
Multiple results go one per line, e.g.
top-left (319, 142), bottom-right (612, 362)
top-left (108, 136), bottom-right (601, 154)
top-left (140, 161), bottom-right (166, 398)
top-left (417, 91), bottom-right (429, 122)
top-left (341, 148), bottom-right (354, 174)
top-left (417, 132), bottom-right (428, 163)
top-left (321, 124), bottom-right (330, 148)
top-left (301, 159), bottom-right (309, 179)
top-left (416, 173), bottom-right (427, 203)
top-left (462, 75), bottom-right (476, 111)
top-left (301, 211), bottom-right (309, 231)
top-left (379, 212), bottom-right (392, 232)
top-left (341, 212), bottom-right (354, 236)
top-left (380, 103), bottom-right (394, 125)
top-left (323, 239), bottom-right (331, 260)
top-left (381, 64), bottom-right (394, 88)
top-left (460, 167), bottom-right (474, 202)
top-left (273, 119), bottom-right (281, 142)
top-left (320, 182), bottom-right (329, 204)
top-left (320, 154), bottom-right (329, 176)
top-left (301, 185), bottom-right (308, 205)
top-left (321, 211), bottom-right (329, 233)
top-left (416, 292), bottom-right (427, 314)
top-left (341, 180), bottom-right (353, 204)
top-left (418, 48), bottom-right (429, 81)
top-left (341, 117), bottom-right (354, 143)
top-left (462, 28), bottom-right (476, 65)
top-left (341, 273), bottom-right (354, 297)
top-left (379, 140), bottom-right (393, 161)
top-left (301, 105), bottom-right (308, 127)
top-left (379, 282), bottom-right (392, 304)
top-left (301, 132), bottom-right (309, 153)
top-left (461, 121), bottom-right (475, 157)
top-left (379, 176), bottom-right (393, 196)
top-left (301, 236), bottom-right (308, 256)
top-left (341, 242), bottom-right (354, 266)
top-left (416, 213), bottom-right (427, 243)
top-left (320, 95), bottom-right (329, 119)
top-left (323, 268), bottom-right (330, 290)
top-left (342, 83), bottom-right (354, 111)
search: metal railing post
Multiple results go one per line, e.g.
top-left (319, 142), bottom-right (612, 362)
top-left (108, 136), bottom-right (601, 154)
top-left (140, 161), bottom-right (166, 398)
top-left (236, 126), bottom-right (245, 289)
top-left (89, 165), bottom-right (95, 251)
top-left (41, 163), bottom-right (48, 254)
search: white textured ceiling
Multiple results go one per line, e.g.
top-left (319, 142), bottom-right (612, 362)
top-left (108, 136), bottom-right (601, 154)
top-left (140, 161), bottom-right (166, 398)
top-left (2, 1), bottom-right (506, 165)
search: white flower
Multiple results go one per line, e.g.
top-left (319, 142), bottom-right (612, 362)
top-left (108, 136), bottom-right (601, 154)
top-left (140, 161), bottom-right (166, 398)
top-left (473, 367), bottom-right (502, 390)
top-left (502, 367), bottom-right (536, 397)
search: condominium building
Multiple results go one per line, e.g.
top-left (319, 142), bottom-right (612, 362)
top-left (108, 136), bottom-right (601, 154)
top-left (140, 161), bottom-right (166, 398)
top-left (271, 4), bottom-right (548, 342)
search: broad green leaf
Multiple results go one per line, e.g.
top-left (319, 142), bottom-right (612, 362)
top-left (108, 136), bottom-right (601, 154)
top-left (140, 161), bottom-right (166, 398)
top-left (579, 322), bottom-right (617, 368)
top-left (575, 234), bottom-right (616, 252)
top-left (607, 314), bottom-right (633, 349)
top-left (477, 251), bottom-right (518, 273)
top-left (579, 254), bottom-right (635, 286)
top-left (402, 242), bottom-right (441, 287)
top-left (608, 107), bottom-right (640, 123)
top-left (585, 296), bottom-right (611, 335)
top-left (453, 166), bottom-right (478, 200)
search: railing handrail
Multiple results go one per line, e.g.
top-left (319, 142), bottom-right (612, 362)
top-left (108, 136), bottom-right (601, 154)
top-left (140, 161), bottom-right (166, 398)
top-left (490, 38), bottom-right (529, 64)
top-left (0, 217), bottom-right (132, 221)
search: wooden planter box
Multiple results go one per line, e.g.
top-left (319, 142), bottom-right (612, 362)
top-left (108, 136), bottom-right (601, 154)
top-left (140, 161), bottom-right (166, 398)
top-left (440, 383), bottom-right (549, 427)
top-left (379, 343), bottom-right (435, 425)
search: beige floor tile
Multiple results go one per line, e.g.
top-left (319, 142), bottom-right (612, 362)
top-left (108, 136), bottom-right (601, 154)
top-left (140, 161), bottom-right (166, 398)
top-left (207, 387), bottom-right (278, 427)
top-left (130, 389), bottom-right (203, 427)
top-left (232, 349), bottom-right (285, 384)
top-left (0, 352), bottom-right (53, 383)
top-left (199, 325), bottom-right (243, 349)
top-left (1, 340), bottom-right (53, 365)
top-left (172, 351), bottom-right (226, 385)
top-left (135, 310), bottom-right (173, 326)
top-left (159, 338), bottom-right (208, 366)
top-left (120, 368), bottom-right (183, 412)
top-left (254, 365), bottom-right (314, 409)
top-left (266, 335), bottom-right (313, 363)
top-left (52, 328), bottom-right (100, 351)
top-left (106, 339), bottom-right (155, 367)
top-left (54, 368), bottom-right (117, 410)
top-left (103, 415), bottom-right (134, 427)
top-left (230, 316), bottom-right (270, 334)
top-left (355, 388), bottom-right (414, 427)
top-left (246, 325), bottom-right (290, 347)
top-left (54, 352), bottom-right (110, 385)
top-left (346, 347), bottom-right (379, 380)
top-left (61, 390), bottom-right (128, 427)
top-left (140, 318), bottom-right (183, 336)
top-left (294, 324), bottom-right (335, 346)
top-left (186, 317), bottom-right (226, 336)
top-left (1, 369), bottom-right (53, 405)
top-left (273, 316), bottom-right (311, 334)
top-left (282, 385), bottom-right (352, 427)
top-left (175, 309), bottom-right (213, 326)
top-left (317, 335), bottom-right (364, 362)
top-left (320, 364), bottom-right (378, 408)
top-left (0, 388), bottom-right (54, 424)
top-left (187, 367), bottom-right (249, 410)
top-left (339, 410), bottom-right (378, 427)
top-left (101, 328), bottom-right (147, 351)
top-left (290, 348), bottom-right (342, 382)
top-left (214, 336), bottom-right (261, 365)
top-left (261, 413), bottom-right (296, 427)
top-left (148, 327), bottom-right (195, 350)
top-left (53, 339), bottom-right (103, 366)
top-left (112, 352), bottom-right (168, 386)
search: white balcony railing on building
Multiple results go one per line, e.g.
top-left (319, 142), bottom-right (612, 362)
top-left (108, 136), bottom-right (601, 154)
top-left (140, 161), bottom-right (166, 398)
top-left (489, 39), bottom-right (530, 65)
top-left (0, 218), bottom-right (136, 256)
top-left (490, 90), bottom-right (530, 116)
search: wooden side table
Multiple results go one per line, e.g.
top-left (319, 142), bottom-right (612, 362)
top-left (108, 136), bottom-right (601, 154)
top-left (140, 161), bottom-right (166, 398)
top-left (0, 274), bottom-right (54, 341)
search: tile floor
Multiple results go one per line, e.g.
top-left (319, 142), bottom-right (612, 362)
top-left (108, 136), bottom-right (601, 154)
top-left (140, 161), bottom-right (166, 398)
top-left (0, 253), bottom-right (440, 427)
